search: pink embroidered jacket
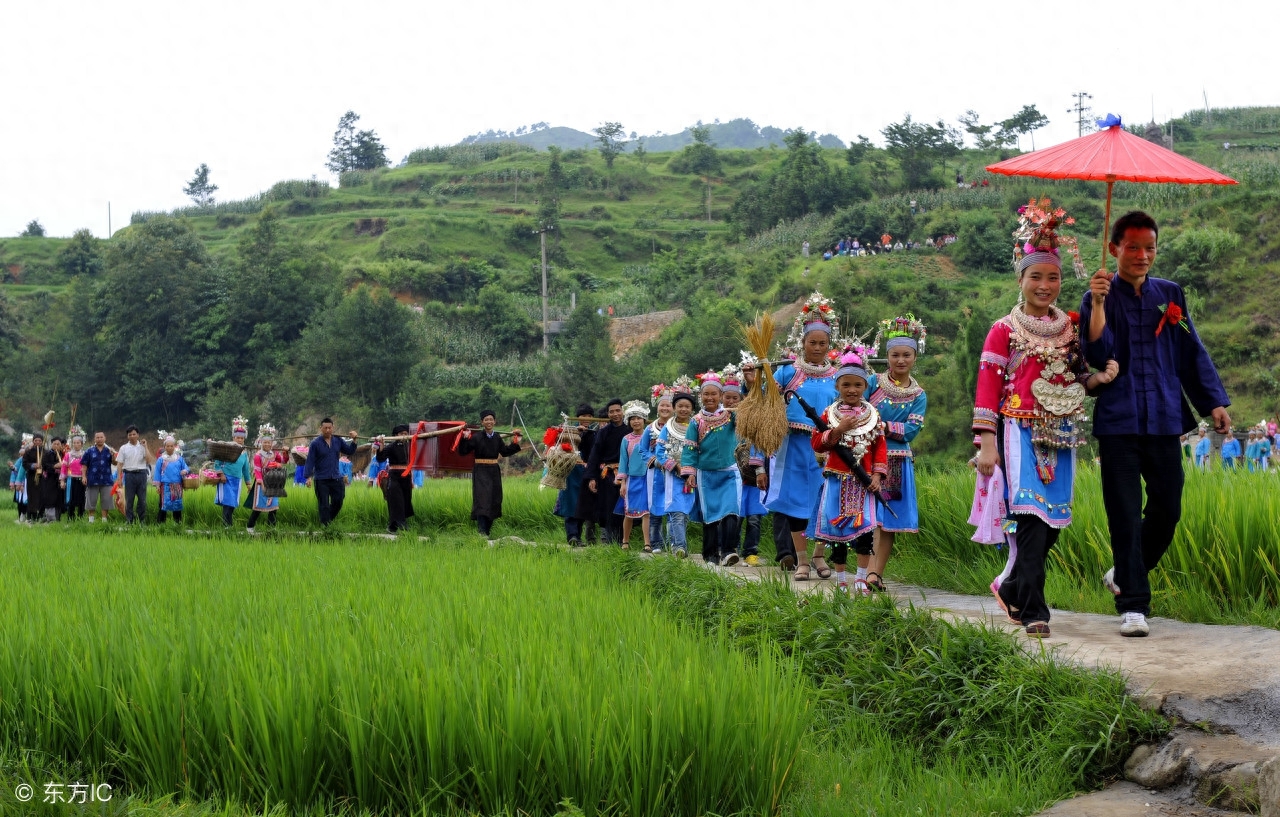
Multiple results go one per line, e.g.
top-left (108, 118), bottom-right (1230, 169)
top-left (972, 315), bottom-right (1089, 436)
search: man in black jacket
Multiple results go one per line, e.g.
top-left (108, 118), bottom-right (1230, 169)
top-left (586, 398), bottom-right (627, 545)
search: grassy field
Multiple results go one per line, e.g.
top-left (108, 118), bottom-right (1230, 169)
top-left (5, 462), bottom-right (1278, 629)
top-left (0, 529), bottom-right (806, 816)
top-left (0, 524), bottom-right (1165, 817)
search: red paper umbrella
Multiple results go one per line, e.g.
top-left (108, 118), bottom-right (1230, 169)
top-left (987, 115), bottom-right (1237, 270)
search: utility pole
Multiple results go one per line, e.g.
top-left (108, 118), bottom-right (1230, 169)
top-left (107, 202), bottom-right (111, 238)
top-left (1068, 91), bottom-right (1093, 136)
top-left (534, 225), bottom-right (555, 350)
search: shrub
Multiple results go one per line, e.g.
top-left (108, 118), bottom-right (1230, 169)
top-left (1161, 226), bottom-right (1241, 291)
top-left (951, 210), bottom-right (1012, 272)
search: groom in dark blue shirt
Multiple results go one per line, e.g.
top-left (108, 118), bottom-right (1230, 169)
top-left (1080, 211), bottom-right (1230, 637)
top-left (304, 418), bottom-right (358, 526)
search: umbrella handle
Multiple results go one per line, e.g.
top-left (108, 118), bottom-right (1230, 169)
top-left (1100, 178), bottom-right (1114, 272)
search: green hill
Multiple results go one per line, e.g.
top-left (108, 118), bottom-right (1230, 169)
top-left (2, 107), bottom-right (1278, 463)
top-left (454, 118), bottom-right (845, 153)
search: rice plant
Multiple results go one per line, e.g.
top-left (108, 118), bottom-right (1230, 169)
top-left (0, 533), bottom-right (808, 816)
top-left (902, 465), bottom-right (1280, 627)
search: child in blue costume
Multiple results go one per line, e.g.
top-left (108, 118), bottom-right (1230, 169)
top-left (721, 362), bottom-right (765, 565)
top-left (213, 415), bottom-right (253, 527)
top-left (1193, 423), bottom-right (1211, 470)
top-left (616, 400), bottom-right (653, 550)
top-left (551, 404), bottom-right (595, 546)
top-left (643, 387), bottom-right (674, 552)
top-left (655, 378), bottom-right (697, 557)
top-left (864, 315), bottom-right (929, 591)
top-left (152, 435), bottom-right (191, 525)
top-left (1220, 431), bottom-right (1241, 469)
top-left (765, 291), bottom-right (840, 581)
top-left (683, 371), bottom-right (743, 567)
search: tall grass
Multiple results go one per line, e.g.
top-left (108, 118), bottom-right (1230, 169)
top-left (602, 551), bottom-right (1166, 813)
top-left (902, 465), bottom-right (1280, 627)
top-left (0, 533), bottom-right (807, 815)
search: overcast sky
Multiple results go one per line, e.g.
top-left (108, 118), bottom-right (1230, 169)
top-left (2, 0), bottom-right (1273, 238)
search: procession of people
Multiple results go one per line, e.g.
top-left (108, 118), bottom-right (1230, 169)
top-left (7, 207), bottom-right (1234, 641)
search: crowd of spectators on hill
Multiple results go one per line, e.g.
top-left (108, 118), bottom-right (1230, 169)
top-left (802, 234), bottom-right (957, 261)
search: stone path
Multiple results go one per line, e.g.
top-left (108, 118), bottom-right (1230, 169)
top-left (698, 558), bottom-right (1280, 816)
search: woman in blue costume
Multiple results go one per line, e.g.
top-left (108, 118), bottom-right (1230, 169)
top-left (864, 315), bottom-right (929, 591)
top-left (683, 371), bottom-right (743, 566)
top-left (643, 387), bottom-right (674, 552)
top-left (213, 415), bottom-right (253, 528)
top-left (764, 292), bottom-right (840, 581)
top-left (655, 378), bottom-right (697, 557)
top-left (617, 399), bottom-right (653, 550)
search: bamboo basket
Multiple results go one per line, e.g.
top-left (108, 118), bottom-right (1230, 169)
top-left (206, 440), bottom-right (245, 462)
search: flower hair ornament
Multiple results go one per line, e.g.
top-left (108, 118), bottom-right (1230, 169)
top-left (719, 364), bottom-right (743, 394)
top-left (1012, 198), bottom-right (1085, 279)
top-left (873, 314), bottom-right (927, 355)
top-left (256, 423), bottom-right (278, 445)
top-left (671, 374), bottom-right (695, 397)
top-left (231, 414), bottom-right (250, 438)
top-left (68, 424), bottom-right (86, 442)
top-left (784, 291), bottom-right (842, 356)
top-left (650, 383), bottom-right (674, 407)
top-left (696, 369), bottom-right (725, 393)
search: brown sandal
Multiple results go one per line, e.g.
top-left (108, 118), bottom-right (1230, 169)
top-left (794, 563), bottom-right (811, 581)
top-left (866, 572), bottom-right (886, 592)
top-left (811, 557), bottom-right (833, 580)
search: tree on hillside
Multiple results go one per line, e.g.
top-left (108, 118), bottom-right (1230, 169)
top-left (845, 135), bottom-right (872, 166)
top-left (957, 110), bottom-right (1013, 150)
top-left (593, 122), bottom-right (627, 169)
top-left (547, 297), bottom-right (618, 405)
top-left (57, 228), bottom-right (105, 277)
top-left (668, 123), bottom-right (722, 175)
top-left (537, 147), bottom-right (566, 229)
top-left (183, 163), bottom-right (219, 206)
top-left (20, 220), bottom-right (45, 237)
top-left (998, 105), bottom-right (1050, 150)
top-left (293, 287), bottom-right (424, 421)
top-left (727, 128), bottom-right (865, 235)
top-left (326, 111), bottom-right (389, 173)
top-left (882, 115), bottom-right (964, 190)
top-left (96, 217), bottom-right (231, 424)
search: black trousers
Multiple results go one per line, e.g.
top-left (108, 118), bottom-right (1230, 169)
top-left (1098, 434), bottom-right (1184, 617)
top-left (739, 515), bottom-right (761, 556)
top-left (997, 513), bottom-right (1059, 625)
top-left (477, 515), bottom-right (493, 536)
top-left (247, 510), bottom-right (277, 528)
top-left (384, 475), bottom-right (414, 531)
top-left (315, 478), bottom-right (346, 525)
top-left (771, 512), bottom-right (807, 563)
top-left (66, 479), bottom-right (85, 519)
top-left (123, 471), bottom-right (148, 523)
top-left (702, 515), bottom-right (741, 561)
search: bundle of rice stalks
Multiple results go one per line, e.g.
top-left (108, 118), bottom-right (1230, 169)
top-left (735, 312), bottom-right (788, 455)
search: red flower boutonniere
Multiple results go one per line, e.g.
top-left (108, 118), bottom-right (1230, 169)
top-left (1067, 311), bottom-right (1080, 325)
top-left (1155, 302), bottom-right (1190, 337)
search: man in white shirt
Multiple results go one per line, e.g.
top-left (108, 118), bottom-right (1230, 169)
top-left (115, 425), bottom-right (153, 523)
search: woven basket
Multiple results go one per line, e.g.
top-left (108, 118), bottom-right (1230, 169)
top-left (290, 448), bottom-right (308, 467)
top-left (540, 446), bottom-right (580, 491)
top-left (182, 476), bottom-right (202, 490)
top-left (262, 466), bottom-right (288, 498)
top-left (350, 443), bottom-right (374, 475)
top-left (207, 440), bottom-right (245, 463)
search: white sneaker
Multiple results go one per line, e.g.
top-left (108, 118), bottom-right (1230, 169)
top-left (1102, 567), bottom-right (1122, 596)
top-left (1119, 611), bottom-right (1149, 637)
top-left (719, 553), bottom-right (740, 567)
top-left (87, 516), bottom-right (97, 523)
top-left (246, 527), bottom-right (256, 535)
